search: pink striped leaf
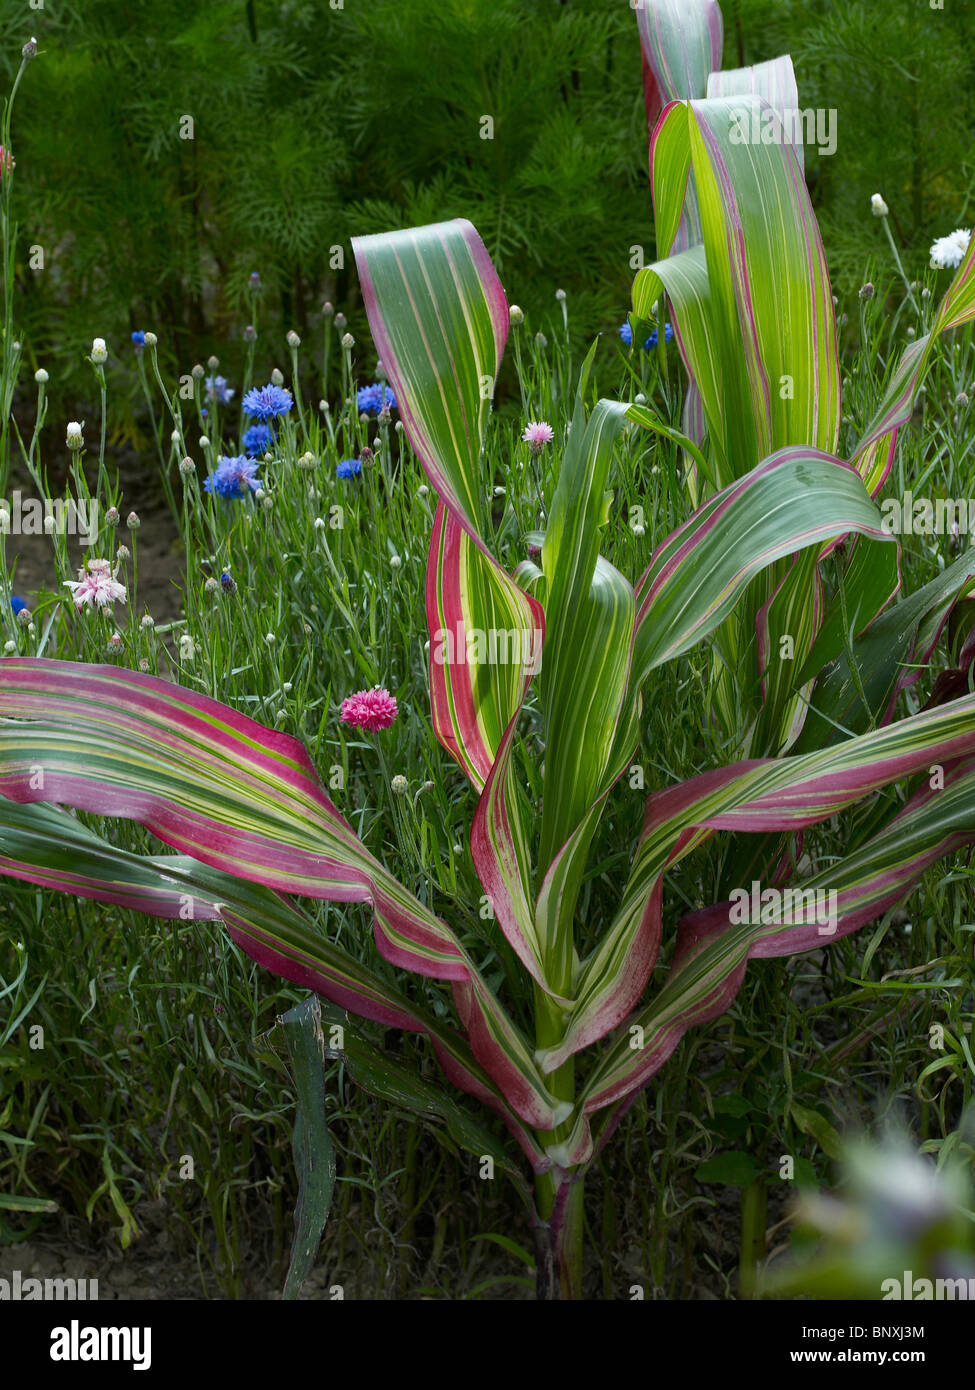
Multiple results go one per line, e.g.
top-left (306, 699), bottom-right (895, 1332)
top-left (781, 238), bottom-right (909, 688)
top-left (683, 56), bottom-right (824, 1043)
top-left (706, 55), bottom-right (803, 168)
top-left (633, 0), bottom-right (723, 248)
top-left (0, 659), bottom-right (567, 1132)
top-left (564, 749), bottom-right (975, 1166)
top-left (0, 797), bottom-right (549, 1178)
top-left (627, 444), bottom-right (891, 692)
top-left (536, 691), bottom-right (975, 1084)
top-left (850, 229), bottom-right (975, 494)
top-left (351, 219), bottom-right (507, 553)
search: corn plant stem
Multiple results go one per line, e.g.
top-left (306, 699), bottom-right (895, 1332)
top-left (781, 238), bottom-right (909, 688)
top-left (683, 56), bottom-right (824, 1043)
top-left (532, 979), bottom-right (583, 1298)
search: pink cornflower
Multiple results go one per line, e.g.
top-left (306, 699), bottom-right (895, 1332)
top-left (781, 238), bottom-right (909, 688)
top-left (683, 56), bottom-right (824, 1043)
top-left (522, 421), bottom-right (554, 453)
top-left (63, 558), bottom-right (127, 611)
top-left (340, 686), bottom-right (398, 732)
top-left (0, 146), bottom-right (14, 177)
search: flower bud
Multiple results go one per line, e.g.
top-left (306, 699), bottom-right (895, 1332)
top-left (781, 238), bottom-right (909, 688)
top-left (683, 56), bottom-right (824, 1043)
top-left (859, 282), bottom-right (874, 301)
top-left (22, 37), bottom-right (37, 60)
top-left (287, 330), bottom-right (300, 348)
top-left (270, 367), bottom-right (284, 386)
top-left (126, 511), bottom-right (141, 529)
top-left (66, 421), bottom-right (84, 450)
top-left (341, 332), bottom-right (355, 349)
top-left (105, 506), bottom-right (120, 527)
top-left (91, 337), bottom-right (108, 365)
top-left (509, 304), bottom-right (524, 326)
top-left (322, 301), bottom-right (335, 318)
top-left (871, 193), bottom-right (889, 218)
top-left (191, 363), bottom-right (205, 380)
top-left (243, 324), bottom-right (257, 343)
top-left (391, 775), bottom-right (409, 796)
top-left (34, 367), bottom-right (48, 384)
top-left (144, 331), bottom-right (158, 347)
top-left (334, 312), bottom-right (347, 330)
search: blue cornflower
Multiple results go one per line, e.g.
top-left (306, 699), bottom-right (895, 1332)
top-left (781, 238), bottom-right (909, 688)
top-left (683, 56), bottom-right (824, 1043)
top-left (242, 423), bottom-right (275, 457)
top-left (336, 458), bottom-right (362, 479)
top-left (619, 320), bottom-right (674, 351)
top-left (131, 330), bottom-right (146, 346)
top-left (2, 594), bottom-right (27, 625)
top-left (203, 454), bottom-right (262, 499)
top-left (220, 571), bottom-right (237, 594)
top-left (205, 374), bottom-right (235, 405)
top-left (356, 382), bottom-right (397, 415)
top-left (242, 383), bottom-right (293, 421)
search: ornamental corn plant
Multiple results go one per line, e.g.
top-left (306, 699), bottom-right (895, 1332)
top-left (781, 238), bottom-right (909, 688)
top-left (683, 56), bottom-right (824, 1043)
top-left (633, 0), bottom-right (975, 768)
top-left (5, 209), bottom-right (975, 1295)
top-left (4, 5), bottom-right (975, 1301)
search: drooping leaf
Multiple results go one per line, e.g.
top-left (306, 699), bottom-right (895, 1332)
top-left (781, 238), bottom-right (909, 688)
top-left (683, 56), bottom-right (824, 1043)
top-left (0, 795), bottom-right (551, 1170)
top-left (0, 661), bottom-right (565, 1132)
top-left (352, 219), bottom-right (507, 549)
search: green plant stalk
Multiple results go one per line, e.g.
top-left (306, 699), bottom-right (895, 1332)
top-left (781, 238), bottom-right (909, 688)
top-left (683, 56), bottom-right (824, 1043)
top-left (532, 976), bottom-right (582, 1299)
top-left (739, 1174), bottom-right (767, 1299)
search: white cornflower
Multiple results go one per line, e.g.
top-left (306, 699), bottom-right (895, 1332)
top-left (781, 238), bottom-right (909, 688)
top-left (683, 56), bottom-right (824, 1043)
top-left (929, 228), bottom-right (972, 271)
top-left (66, 421), bottom-right (84, 450)
top-left (179, 634), bottom-right (196, 661)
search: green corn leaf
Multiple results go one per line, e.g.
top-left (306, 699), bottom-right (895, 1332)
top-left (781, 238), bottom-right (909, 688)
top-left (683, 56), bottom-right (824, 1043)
top-left (794, 548), bottom-right (975, 750)
top-left (278, 996), bottom-right (336, 1301)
